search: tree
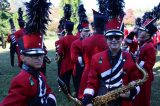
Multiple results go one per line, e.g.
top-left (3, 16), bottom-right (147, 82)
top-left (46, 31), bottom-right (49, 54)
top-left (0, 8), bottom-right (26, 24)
top-left (59, 0), bottom-right (81, 32)
top-left (124, 9), bottom-right (136, 26)
top-left (71, 0), bottom-right (81, 24)
top-left (0, 0), bottom-right (10, 11)
top-left (0, 0), bottom-right (22, 37)
top-left (0, 0), bottom-right (11, 35)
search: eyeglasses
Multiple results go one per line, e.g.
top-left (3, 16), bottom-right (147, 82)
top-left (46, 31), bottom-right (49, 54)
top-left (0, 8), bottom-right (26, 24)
top-left (29, 55), bottom-right (44, 59)
top-left (107, 36), bottom-right (122, 41)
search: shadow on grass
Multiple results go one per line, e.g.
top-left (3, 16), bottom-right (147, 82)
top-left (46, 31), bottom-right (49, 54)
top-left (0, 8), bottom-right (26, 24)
top-left (152, 52), bottom-right (160, 106)
top-left (151, 72), bottom-right (160, 106)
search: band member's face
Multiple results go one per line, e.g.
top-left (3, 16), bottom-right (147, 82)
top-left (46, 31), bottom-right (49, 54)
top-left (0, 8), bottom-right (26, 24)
top-left (58, 34), bottom-right (64, 39)
top-left (21, 55), bottom-right (44, 69)
top-left (81, 30), bottom-right (90, 39)
top-left (137, 30), bottom-right (149, 42)
top-left (107, 35), bottom-right (123, 50)
top-left (57, 30), bottom-right (65, 39)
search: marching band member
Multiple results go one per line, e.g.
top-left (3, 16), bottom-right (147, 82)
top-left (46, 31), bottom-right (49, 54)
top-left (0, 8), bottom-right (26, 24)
top-left (82, 9), bottom-right (141, 106)
top-left (71, 25), bottom-right (91, 97)
top-left (58, 20), bottom-right (77, 93)
top-left (0, 0), bottom-right (57, 106)
top-left (78, 9), bottom-right (108, 100)
top-left (126, 19), bottom-right (157, 106)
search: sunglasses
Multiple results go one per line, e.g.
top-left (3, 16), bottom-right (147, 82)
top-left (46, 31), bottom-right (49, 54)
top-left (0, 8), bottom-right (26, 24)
top-left (29, 55), bottom-right (44, 59)
top-left (107, 36), bottom-right (122, 41)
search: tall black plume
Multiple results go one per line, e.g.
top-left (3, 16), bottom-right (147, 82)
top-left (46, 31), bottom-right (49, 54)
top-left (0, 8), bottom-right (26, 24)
top-left (24, 0), bottom-right (52, 35)
top-left (106, 0), bottom-right (125, 18)
top-left (97, 0), bottom-right (108, 14)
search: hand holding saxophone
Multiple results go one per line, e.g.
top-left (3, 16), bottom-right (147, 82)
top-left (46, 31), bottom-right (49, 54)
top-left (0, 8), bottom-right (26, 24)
top-left (120, 90), bottom-right (130, 98)
top-left (120, 81), bottom-right (136, 98)
top-left (86, 104), bottom-right (93, 106)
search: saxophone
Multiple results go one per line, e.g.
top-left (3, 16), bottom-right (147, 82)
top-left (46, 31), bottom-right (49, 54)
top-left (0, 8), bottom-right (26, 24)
top-left (44, 55), bottom-right (51, 64)
top-left (92, 63), bottom-right (148, 106)
top-left (57, 77), bottom-right (83, 106)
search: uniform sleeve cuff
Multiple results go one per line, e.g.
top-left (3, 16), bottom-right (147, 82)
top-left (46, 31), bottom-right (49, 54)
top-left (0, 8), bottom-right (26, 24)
top-left (84, 88), bottom-right (95, 96)
top-left (139, 61), bottom-right (145, 67)
top-left (47, 94), bottom-right (57, 105)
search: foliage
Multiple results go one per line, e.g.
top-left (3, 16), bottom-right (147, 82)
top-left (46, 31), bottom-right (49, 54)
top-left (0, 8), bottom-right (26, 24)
top-left (47, 7), bottom-right (61, 32)
top-left (59, 0), bottom-right (81, 33)
top-left (0, 0), bottom-right (11, 35)
top-left (0, 0), bottom-right (10, 11)
top-left (0, 11), bottom-right (20, 36)
top-left (124, 9), bottom-right (136, 26)
top-left (0, 0), bottom-right (25, 36)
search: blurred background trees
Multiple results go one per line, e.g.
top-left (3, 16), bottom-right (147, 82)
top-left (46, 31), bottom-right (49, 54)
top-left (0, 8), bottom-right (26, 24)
top-left (0, 0), bottom-right (160, 37)
top-left (0, 0), bottom-right (11, 35)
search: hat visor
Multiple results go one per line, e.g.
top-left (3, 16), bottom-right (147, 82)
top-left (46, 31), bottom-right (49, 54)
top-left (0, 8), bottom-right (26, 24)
top-left (21, 48), bottom-right (45, 56)
top-left (83, 27), bottom-right (90, 31)
top-left (138, 27), bottom-right (148, 32)
top-left (105, 30), bottom-right (124, 36)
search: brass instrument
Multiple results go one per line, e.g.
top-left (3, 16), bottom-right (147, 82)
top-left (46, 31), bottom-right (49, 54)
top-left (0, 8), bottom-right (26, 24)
top-left (92, 63), bottom-right (148, 106)
top-left (57, 77), bottom-right (83, 106)
top-left (44, 55), bottom-right (51, 64)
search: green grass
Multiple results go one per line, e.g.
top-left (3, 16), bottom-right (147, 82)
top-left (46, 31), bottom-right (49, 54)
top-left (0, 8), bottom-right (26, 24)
top-left (0, 36), bottom-right (160, 106)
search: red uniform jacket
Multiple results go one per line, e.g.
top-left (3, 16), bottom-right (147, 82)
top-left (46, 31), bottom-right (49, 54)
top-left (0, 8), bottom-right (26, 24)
top-left (58, 34), bottom-right (78, 75)
top-left (0, 69), bottom-right (56, 106)
top-left (83, 50), bottom-right (141, 106)
top-left (7, 28), bottom-right (25, 43)
top-left (157, 31), bottom-right (160, 44)
top-left (157, 31), bottom-right (160, 50)
top-left (14, 28), bottom-right (25, 40)
top-left (156, 30), bottom-right (160, 45)
top-left (7, 28), bottom-right (25, 67)
top-left (132, 39), bottom-right (156, 106)
top-left (152, 35), bottom-right (157, 47)
top-left (78, 33), bottom-right (108, 99)
top-left (153, 31), bottom-right (160, 46)
top-left (126, 40), bottom-right (138, 54)
top-left (55, 39), bottom-right (62, 54)
top-left (75, 32), bottom-right (81, 38)
top-left (71, 38), bottom-right (83, 76)
top-left (15, 28), bottom-right (25, 67)
top-left (55, 39), bottom-right (62, 75)
top-left (124, 28), bottom-right (129, 38)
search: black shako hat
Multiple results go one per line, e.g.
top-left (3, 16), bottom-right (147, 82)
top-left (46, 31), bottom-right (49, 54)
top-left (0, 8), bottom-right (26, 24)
top-left (93, 9), bottom-right (107, 32)
top-left (138, 18), bottom-right (157, 36)
top-left (65, 20), bottom-right (74, 32)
